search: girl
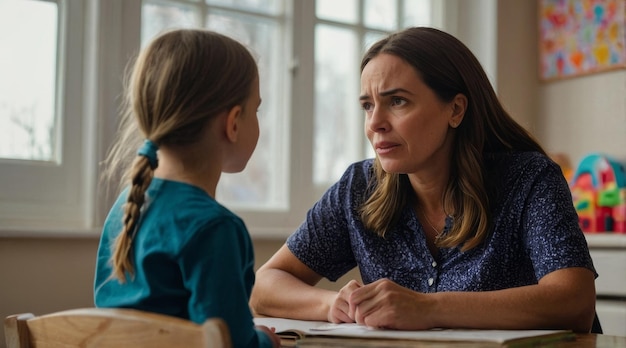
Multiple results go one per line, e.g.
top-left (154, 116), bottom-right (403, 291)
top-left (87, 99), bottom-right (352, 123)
top-left (94, 29), bottom-right (279, 348)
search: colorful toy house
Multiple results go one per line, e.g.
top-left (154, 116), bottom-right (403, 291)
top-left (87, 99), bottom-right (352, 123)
top-left (570, 153), bottom-right (626, 233)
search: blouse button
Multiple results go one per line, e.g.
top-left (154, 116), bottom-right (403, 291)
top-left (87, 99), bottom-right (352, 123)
top-left (431, 261), bottom-right (437, 267)
top-left (428, 278), bottom-right (434, 286)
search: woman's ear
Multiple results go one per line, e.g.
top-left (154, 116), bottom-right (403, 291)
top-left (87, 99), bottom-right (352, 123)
top-left (449, 93), bottom-right (467, 128)
top-left (224, 105), bottom-right (243, 142)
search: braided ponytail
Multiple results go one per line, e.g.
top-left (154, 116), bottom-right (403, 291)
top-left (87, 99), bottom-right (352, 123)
top-left (111, 140), bottom-right (158, 282)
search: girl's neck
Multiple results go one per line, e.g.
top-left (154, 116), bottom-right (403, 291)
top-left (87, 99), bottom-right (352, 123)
top-left (154, 145), bottom-right (222, 198)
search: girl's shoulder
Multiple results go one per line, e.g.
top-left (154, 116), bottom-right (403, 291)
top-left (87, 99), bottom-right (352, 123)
top-left (146, 178), bottom-right (244, 230)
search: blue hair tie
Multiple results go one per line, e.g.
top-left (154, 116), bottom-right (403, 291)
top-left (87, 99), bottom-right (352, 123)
top-left (137, 139), bottom-right (158, 169)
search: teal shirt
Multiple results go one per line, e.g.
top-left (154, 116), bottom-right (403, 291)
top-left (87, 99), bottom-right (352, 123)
top-left (94, 178), bottom-right (272, 348)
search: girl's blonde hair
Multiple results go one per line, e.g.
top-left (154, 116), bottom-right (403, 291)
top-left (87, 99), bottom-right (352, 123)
top-left (359, 27), bottom-right (545, 251)
top-left (102, 29), bottom-right (258, 282)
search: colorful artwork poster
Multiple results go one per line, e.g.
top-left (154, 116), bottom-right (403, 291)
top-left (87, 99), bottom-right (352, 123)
top-left (539, 0), bottom-right (626, 80)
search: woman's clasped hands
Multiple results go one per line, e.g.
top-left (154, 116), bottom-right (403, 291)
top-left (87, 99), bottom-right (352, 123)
top-left (330, 278), bottom-right (435, 330)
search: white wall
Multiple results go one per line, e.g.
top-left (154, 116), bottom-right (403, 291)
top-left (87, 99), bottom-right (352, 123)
top-left (538, 73), bottom-right (626, 164)
top-left (445, 0), bottom-right (498, 89)
top-left (497, 1), bottom-right (626, 166)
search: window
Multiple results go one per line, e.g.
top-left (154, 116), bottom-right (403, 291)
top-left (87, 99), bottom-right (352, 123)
top-left (0, 0), bottom-right (92, 230)
top-left (0, 0), bottom-right (437, 236)
top-left (0, 0), bottom-right (58, 161)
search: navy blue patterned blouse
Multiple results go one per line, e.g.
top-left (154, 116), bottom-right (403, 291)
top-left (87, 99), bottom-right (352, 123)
top-left (287, 151), bottom-right (596, 293)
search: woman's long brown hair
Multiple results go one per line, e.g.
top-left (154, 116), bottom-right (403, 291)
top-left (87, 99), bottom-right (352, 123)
top-left (359, 27), bottom-right (545, 250)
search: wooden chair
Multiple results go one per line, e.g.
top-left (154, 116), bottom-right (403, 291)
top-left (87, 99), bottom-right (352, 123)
top-left (4, 307), bottom-right (231, 348)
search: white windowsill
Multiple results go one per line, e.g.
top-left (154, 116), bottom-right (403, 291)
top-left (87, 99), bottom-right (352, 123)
top-left (0, 227), bottom-right (101, 239)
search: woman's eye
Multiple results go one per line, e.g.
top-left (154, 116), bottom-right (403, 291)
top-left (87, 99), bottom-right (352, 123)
top-left (361, 102), bottom-right (373, 112)
top-left (391, 97), bottom-right (405, 106)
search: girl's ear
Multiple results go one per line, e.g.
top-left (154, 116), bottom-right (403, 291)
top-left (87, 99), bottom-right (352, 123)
top-left (449, 93), bottom-right (467, 128)
top-left (224, 105), bottom-right (243, 142)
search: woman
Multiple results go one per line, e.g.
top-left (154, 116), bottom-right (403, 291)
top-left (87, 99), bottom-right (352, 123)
top-left (250, 27), bottom-right (597, 333)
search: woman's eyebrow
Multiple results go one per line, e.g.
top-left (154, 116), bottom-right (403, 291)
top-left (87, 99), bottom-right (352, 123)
top-left (360, 88), bottom-right (412, 101)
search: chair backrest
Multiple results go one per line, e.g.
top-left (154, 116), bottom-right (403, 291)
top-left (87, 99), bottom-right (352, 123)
top-left (4, 307), bottom-right (231, 348)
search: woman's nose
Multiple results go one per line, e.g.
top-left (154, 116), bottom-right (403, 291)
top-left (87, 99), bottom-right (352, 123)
top-left (367, 107), bottom-right (389, 133)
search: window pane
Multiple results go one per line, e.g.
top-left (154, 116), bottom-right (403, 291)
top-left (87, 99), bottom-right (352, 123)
top-left (0, 0), bottom-right (58, 161)
top-left (364, 31), bottom-right (387, 53)
top-left (206, 0), bottom-right (282, 15)
top-left (207, 12), bottom-right (287, 209)
top-left (316, 0), bottom-right (358, 24)
top-left (142, 3), bottom-right (199, 46)
top-left (314, 25), bottom-right (360, 185)
top-left (364, 0), bottom-right (397, 31)
top-left (403, 0), bottom-right (432, 27)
